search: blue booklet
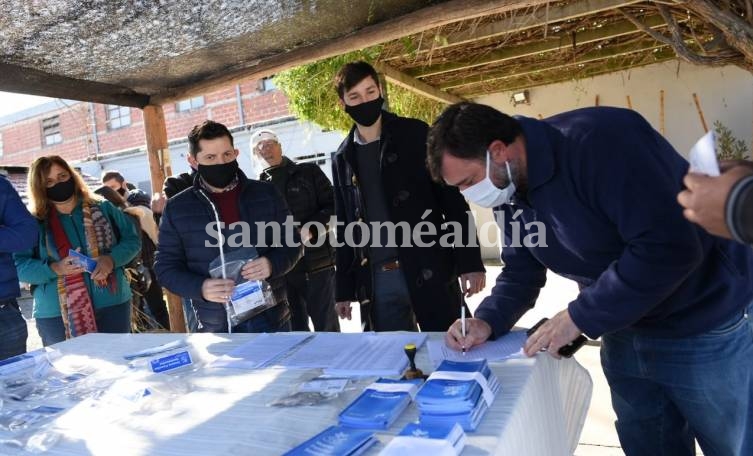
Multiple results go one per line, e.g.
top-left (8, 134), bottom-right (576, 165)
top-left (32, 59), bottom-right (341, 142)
top-left (415, 359), bottom-right (491, 413)
top-left (283, 425), bottom-right (376, 456)
top-left (381, 421), bottom-right (466, 455)
top-left (415, 359), bottom-right (499, 431)
top-left (68, 249), bottom-right (97, 273)
top-left (339, 378), bottom-right (421, 430)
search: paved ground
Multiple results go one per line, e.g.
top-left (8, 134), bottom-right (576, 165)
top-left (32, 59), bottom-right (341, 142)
top-left (20, 265), bottom-right (704, 455)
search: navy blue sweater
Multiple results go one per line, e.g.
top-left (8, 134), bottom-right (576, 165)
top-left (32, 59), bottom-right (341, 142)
top-left (475, 107), bottom-right (753, 339)
top-left (0, 176), bottom-right (38, 301)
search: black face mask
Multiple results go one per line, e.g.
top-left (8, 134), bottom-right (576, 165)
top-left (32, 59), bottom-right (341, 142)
top-left (46, 178), bottom-right (76, 202)
top-left (198, 160), bottom-right (239, 189)
top-left (345, 96), bottom-right (383, 127)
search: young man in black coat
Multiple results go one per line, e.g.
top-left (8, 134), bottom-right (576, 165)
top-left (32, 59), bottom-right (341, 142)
top-left (253, 128), bottom-right (339, 332)
top-left (331, 61), bottom-right (485, 332)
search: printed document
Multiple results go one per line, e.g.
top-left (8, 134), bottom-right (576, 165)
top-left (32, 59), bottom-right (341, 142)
top-left (427, 330), bottom-right (527, 366)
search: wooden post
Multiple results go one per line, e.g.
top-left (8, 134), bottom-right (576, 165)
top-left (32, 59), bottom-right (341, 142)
top-left (692, 93), bottom-right (708, 133)
top-left (142, 105), bottom-right (187, 333)
top-left (626, 95), bottom-right (632, 109)
top-left (594, 94), bottom-right (600, 106)
top-left (143, 105), bottom-right (168, 194)
top-left (660, 90), bottom-right (665, 136)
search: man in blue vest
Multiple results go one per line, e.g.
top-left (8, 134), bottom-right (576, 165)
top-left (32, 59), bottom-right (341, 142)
top-left (429, 102), bottom-right (753, 456)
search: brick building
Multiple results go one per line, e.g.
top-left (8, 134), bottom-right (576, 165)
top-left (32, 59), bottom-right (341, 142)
top-left (0, 78), bottom-right (343, 192)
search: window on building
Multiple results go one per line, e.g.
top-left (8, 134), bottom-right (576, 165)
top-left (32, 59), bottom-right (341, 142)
top-left (106, 105), bottom-right (131, 129)
top-left (260, 77), bottom-right (277, 92)
top-left (176, 96), bottom-right (205, 112)
top-left (42, 116), bottom-right (62, 146)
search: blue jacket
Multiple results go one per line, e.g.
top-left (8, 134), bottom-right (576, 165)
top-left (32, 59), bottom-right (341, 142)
top-left (0, 176), bottom-right (38, 301)
top-left (154, 171), bottom-right (302, 324)
top-left (14, 199), bottom-right (140, 318)
top-left (475, 107), bottom-right (753, 339)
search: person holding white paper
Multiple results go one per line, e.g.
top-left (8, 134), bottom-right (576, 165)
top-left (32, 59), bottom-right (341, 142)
top-left (428, 102), bottom-right (753, 456)
top-left (678, 159), bottom-right (753, 244)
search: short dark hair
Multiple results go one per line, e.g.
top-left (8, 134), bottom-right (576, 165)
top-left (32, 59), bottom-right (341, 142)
top-left (333, 61), bottom-right (380, 99)
top-left (188, 120), bottom-right (234, 157)
top-left (101, 170), bottom-right (124, 184)
top-left (94, 185), bottom-right (127, 209)
top-left (426, 102), bottom-right (523, 182)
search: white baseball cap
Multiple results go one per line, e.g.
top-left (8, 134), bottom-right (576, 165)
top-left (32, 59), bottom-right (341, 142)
top-left (250, 129), bottom-right (279, 151)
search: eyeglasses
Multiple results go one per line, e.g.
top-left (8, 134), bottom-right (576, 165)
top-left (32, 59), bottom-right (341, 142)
top-left (256, 141), bottom-right (278, 152)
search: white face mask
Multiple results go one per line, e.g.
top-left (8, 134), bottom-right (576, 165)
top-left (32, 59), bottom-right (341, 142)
top-left (460, 150), bottom-right (516, 208)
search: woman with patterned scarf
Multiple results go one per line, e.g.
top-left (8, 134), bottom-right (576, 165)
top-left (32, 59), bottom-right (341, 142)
top-left (14, 156), bottom-right (141, 346)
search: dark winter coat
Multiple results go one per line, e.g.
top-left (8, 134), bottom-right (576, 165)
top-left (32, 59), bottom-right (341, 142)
top-left (260, 156), bottom-right (335, 274)
top-left (154, 170), bottom-right (302, 327)
top-left (332, 111), bottom-right (485, 331)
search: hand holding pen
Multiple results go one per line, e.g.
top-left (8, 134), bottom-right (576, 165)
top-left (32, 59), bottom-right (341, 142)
top-left (445, 312), bottom-right (493, 353)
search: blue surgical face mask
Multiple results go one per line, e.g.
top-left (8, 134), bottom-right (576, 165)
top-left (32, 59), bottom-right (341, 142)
top-left (460, 150), bottom-right (516, 208)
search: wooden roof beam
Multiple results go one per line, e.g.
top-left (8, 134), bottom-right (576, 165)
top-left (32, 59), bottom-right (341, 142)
top-left (150, 0), bottom-right (548, 105)
top-left (439, 38), bottom-right (668, 90)
top-left (0, 63), bottom-right (150, 108)
top-left (373, 62), bottom-right (464, 104)
top-left (457, 47), bottom-right (677, 97)
top-left (407, 14), bottom-right (670, 79)
top-left (384, 0), bottom-right (644, 61)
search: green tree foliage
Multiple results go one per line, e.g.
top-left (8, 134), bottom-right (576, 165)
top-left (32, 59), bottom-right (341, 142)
top-left (714, 120), bottom-right (750, 161)
top-left (274, 48), bottom-right (445, 132)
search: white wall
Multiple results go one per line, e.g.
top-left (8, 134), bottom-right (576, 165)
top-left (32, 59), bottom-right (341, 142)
top-left (476, 60), bottom-right (753, 157)
top-left (471, 60), bottom-right (753, 260)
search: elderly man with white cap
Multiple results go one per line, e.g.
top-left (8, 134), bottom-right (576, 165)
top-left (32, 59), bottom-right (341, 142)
top-left (251, 129), bottom-right (339, 332)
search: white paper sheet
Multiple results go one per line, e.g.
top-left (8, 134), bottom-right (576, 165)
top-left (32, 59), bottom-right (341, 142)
top-left (211, 333), bottom-right (313, 369)
top-left (427, 330), bottom-right (527, 366)
top-left (689, 130), bottom-right (720, 176)
top-left (322, 333), bottom-right (428, 377)
top-left (273, 332), bottom-right (428, 376)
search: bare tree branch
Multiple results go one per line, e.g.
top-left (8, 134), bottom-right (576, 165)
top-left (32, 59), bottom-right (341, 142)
top-left (620, 9), bottom-right (674, 45)
top-left (682, 0), bottom-right (753, 71)
top-left (620, 5), bottom-right (741, 67)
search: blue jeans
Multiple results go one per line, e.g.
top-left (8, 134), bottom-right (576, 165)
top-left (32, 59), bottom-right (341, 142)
top-left (0, 299), bottom-right (27, 361)
top-left (194, 300), bottom-right (291, 333)
top-left (370, 268), bottom-right (417, 332)
top-left (36, 301), bottom-right (132, 346)
top-left (601, 302), bottom-right (753, 456)
top-left (286, 267), bottom-right (339, 332)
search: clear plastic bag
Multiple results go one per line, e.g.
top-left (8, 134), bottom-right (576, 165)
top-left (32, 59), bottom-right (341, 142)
top-left (208, 247), bottom-right (277, 328)
top-left (269, 374), bottom-right (353, 408)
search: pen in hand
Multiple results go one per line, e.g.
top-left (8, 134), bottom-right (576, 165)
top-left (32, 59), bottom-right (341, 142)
top-left (461, 306), bottom-right (467, 356)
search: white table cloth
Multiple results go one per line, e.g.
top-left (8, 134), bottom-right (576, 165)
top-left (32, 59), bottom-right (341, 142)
top-left (3, 332), bottom-right (592, 455)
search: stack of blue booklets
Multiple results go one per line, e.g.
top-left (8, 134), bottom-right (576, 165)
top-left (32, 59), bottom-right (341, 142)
top-left (339, 378), bottom-right (422, 429)
top-left (379, 422), bottom-right (466, 455)
top-left (414, 359), bottom-right (500, 431)
top-left (283, 425), bottom-right (377, 456)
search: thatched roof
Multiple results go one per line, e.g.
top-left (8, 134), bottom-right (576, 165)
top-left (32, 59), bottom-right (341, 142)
top-left (0, 0), bottom-right (749, 107)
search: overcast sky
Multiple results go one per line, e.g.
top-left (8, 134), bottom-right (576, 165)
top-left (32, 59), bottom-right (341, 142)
top-left (0, 91), bottom-right (54, 118)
